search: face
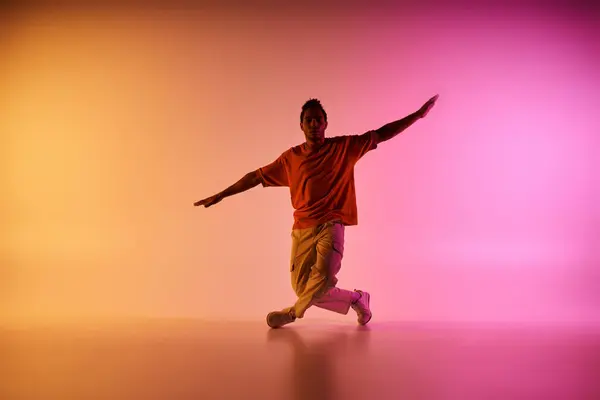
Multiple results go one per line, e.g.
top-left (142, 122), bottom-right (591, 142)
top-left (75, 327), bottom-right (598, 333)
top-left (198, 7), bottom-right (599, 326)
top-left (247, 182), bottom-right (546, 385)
top-left (301, 107), bottom-right (328, 145)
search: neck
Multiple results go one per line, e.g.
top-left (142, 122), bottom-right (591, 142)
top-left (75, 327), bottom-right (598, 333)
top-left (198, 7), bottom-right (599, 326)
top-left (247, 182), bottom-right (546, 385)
top-left (305, 138), bottom-right (324, 151)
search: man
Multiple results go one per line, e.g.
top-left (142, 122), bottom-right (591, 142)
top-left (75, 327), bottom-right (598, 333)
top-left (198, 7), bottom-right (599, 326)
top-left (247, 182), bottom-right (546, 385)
top-left (194, 95), bottom-right (439, 328)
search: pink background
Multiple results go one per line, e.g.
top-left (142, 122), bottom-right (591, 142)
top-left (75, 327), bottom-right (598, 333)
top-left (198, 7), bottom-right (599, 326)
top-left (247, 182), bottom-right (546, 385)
top-left (2, 1), bottom-right (598, 325)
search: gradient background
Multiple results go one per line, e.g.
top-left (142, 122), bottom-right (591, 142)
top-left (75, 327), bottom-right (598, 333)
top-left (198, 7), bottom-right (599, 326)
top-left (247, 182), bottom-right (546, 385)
top-left (2, 0), bottom-right (599, 326)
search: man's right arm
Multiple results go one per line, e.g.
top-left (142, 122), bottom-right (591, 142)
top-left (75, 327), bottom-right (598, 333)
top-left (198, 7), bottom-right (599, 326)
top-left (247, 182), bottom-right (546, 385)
top-left (193, 170), bottom-right (261, 207)
top-left (219, 170), bottom-right (262, 199)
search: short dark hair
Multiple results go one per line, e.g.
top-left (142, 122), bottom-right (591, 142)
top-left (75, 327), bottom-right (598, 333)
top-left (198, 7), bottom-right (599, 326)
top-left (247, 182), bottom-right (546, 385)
top-left (300, 98), bottom-right (328, 122)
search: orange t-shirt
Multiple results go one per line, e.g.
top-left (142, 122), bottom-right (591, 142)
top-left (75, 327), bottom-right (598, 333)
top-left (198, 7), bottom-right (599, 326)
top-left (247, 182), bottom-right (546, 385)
top-left (256, 131), bottom-right (378, 230)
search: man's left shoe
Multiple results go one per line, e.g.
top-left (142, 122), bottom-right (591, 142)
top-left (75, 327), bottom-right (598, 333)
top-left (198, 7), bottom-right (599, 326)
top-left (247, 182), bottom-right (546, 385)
top-left (266, 310), bottom-right (296, 329)
top-left (351, 290), bottom-right (372, 325)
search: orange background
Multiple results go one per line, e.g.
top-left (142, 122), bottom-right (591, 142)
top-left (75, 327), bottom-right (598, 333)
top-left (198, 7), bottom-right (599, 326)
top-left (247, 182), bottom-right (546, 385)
top-left (2, 2), bottom-right (598, 325)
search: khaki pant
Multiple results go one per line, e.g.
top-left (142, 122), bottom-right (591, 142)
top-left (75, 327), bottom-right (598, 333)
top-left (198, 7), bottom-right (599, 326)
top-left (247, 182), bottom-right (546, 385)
top-left (282, 220), bottom-right (355, 318)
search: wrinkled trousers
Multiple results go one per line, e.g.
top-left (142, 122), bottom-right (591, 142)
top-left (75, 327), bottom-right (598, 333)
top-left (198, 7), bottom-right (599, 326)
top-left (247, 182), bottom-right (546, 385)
top-left (282, 220), bottom-right (355, 318)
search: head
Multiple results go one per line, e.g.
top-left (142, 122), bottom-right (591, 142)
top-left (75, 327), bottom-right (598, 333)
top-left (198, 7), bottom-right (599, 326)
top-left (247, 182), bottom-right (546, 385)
top-left (300, 98), bottom-right (328, 146)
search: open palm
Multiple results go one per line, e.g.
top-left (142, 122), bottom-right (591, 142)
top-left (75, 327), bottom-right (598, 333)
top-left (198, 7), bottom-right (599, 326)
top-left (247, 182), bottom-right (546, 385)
top-left (193, 194), bottom-right (222, 207)
top-left (419, 94), bottom-right (439, 118)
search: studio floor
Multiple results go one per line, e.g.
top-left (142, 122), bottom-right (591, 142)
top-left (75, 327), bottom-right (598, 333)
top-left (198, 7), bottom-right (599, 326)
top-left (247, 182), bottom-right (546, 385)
top-left (2, 319), bottom-right (599, 400)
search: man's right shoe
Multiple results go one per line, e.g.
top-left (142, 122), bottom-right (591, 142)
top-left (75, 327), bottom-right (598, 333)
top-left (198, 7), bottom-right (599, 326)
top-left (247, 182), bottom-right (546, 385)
top-left (350, 290), bottom-right (372, 325)
top-left (266, 310), bottom-right (296, 329)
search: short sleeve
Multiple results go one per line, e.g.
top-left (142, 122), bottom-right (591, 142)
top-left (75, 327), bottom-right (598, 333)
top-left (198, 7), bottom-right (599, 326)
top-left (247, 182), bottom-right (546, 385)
top-left (347, 130), bottom-right (378, 161)
top-left (256, 152), bottom-right (289, 187)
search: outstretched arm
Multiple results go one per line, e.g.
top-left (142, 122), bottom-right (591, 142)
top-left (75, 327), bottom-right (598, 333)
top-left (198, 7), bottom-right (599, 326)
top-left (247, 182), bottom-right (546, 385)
top-left (194, 170), bottom-right (261, 208)
top-left (374, 95), bottom-right (438, 144)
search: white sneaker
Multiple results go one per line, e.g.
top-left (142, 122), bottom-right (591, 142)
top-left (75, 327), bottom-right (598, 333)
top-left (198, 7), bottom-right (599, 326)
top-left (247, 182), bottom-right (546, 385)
top-left (266, 310), bottom-right (296, 329)
top-left (350, 290), bottom-right (372, 325)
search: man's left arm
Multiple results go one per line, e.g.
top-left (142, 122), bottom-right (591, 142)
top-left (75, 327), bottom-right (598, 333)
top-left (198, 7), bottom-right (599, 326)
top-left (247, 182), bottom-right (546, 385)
top-left (374, 95), bottom-right (439, 144)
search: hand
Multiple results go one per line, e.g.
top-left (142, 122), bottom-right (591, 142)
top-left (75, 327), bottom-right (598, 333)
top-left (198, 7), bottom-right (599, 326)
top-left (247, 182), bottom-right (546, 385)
top-left (193, 193), bottom-right (223, 208)
top-left (417, 94), bottom-right (439, 118)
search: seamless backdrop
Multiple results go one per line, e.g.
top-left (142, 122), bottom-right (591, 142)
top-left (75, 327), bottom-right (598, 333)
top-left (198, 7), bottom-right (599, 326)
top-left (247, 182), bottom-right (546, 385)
top-left (1, 0), bottom-right (598, 325)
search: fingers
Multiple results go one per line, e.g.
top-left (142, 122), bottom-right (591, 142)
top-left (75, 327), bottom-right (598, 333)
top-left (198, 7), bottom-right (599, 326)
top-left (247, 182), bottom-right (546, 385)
top-left (420, 94), bottom-right (438, 117)
top-left (194, 198), bottom-right (217, 207)
top-left (425, 95), bottom-right (438, 107)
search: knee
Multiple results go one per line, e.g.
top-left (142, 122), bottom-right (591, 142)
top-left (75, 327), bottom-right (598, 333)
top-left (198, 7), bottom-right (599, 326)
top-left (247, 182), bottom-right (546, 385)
top-left (311, 280), bottom-right (335, 300)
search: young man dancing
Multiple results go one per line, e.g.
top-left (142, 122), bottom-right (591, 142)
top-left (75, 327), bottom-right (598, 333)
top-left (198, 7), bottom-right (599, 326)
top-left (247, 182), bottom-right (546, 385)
top-left (194, 95), bottom-right (438, 328)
